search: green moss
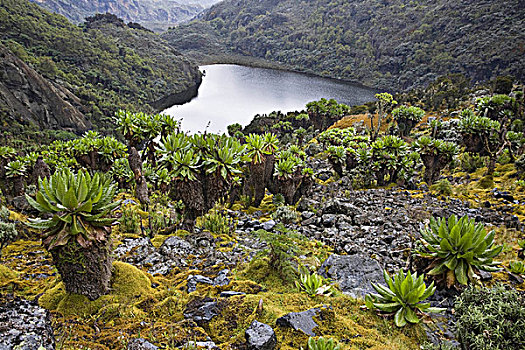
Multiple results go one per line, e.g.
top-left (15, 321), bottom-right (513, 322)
top-left (39, 261), bottom-right (155, 317)
top-left (477, 175), bottom-right (494, 189)
top-left (0, 264), bottom-right (18, 286)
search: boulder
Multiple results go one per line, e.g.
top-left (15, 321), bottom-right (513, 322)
top-left (276, 308), bottom-right (321, 336)
top-left (127, 338), bottom-right (158, 350)
top-left (245, 320), bottom-right (277, 350)
top-left (318, 254), bottom-right (383, 298)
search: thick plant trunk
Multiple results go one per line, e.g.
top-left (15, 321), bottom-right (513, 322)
top-left (171, 178), bottom-right (205, 230)
top-left (128, 147), bottom-right (149, 205)
top-left (204, 171), bottom-right (228, 210)
top-left (244, 162), bottom-right (266, 207)
top-left (13, 176), bottom-right (24, 196)
top-left (51, 239), bottom-right (113, 301)
top-left (32, 157), bottom-right (51, 184)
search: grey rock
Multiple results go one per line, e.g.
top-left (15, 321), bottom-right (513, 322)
top-left (0, 297), bottom-right (55, 350)
top-left (220, 291), bottom-right (246, 298)
top-left (187, 274), bottom-right (214, 293)
top-left (184, 299), bottom-right (219, 325)
top-left (318, 254), bottom-right (383, 298)
top-left (301, 211), bottom-right (315, 220)
top-left (245, 320), bottom-right (277, 350)
top-left (183, 341), bottom-right (217, 349)
top-left (262, 220), bottom-right (276, 231)
top-left (276, 308), bottom-right (322, 336)
top-left (322, 214), bottom-right (337, 227)
top-left (160, 236), bottom-right (195, 257)
top-left (213, 269), bottom-right (230, 287)
top-left (128, 338), bottom-right (159, 350)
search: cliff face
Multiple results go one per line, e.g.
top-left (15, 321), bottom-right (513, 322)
top-left (29, 0), bottom-right (221, 32)
top-left (0, 43), bottom-right (91, 133)
top-left (164, 0), bottom-right (525, 90)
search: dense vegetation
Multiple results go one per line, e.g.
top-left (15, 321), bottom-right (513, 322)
top-left (163, 0), bottom-right (524, 90)
top-left (0, 0), bottom-right (200, 138)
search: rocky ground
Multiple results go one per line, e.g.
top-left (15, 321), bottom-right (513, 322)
top-left (1, 159), bottom-right (524, 349)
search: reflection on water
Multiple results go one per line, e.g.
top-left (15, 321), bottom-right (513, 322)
top-left (163, 64), bottom-right (376, 133)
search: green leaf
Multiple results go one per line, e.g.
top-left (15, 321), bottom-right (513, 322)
top-left (405, 307), bottom-right (420, 324)
top-left (394, 308), bottom-right (407, 327)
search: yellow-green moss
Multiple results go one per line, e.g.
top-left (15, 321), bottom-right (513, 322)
top-left (39, 261), bottom-right (155, 317)
top-left (0, 264), bottom-right (18, 286)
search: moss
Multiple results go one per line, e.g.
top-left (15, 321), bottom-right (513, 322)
top-left (206, 293), bottom-right (423, 350)
top-left (39, 261), bottom-right (155, 317)
top-left (0, 264), bottom-right (18, 286)
top-left (477, 175), bottom-right (494, 189)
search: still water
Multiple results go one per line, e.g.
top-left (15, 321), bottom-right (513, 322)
top-left (163, 64), bottom-right (376, 133)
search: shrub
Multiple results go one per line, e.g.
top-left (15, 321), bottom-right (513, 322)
top-left (119, 204), bottom-right (141, 234)
top-left (516, 154), bottom-right (525, 177)
top-left (272, 205), bottom-right (299, 224)
top-left (418, 215), bottom-right (502, 287)
top-left (198, 210), bottom-right (232, 236)
top-left (455, 284), bottom-right (525, 350)
top-left (429, 179), bottom-right (453, 196)
top-left (365, 269), bottom-right (444, 327)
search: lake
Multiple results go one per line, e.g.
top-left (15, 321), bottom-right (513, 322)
top-left (163, 64), bottom-right (377, 133)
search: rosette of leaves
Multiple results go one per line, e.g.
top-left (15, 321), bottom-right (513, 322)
top-left (365, 269), bottom-right (444, 327)
top-left (244, 133), bottom-right (271, 206)
top-left (325, 146), bottom-right (346, 177)
top-left (476, 94), bottom-right (516, 120)
top-left (295, 266), bottom-right (333, 297)
top-left (262, 133), bottom-right (279, 186)
top-left (304, 337), bottom-right (341, 350)
top-left (415, 136), bottom-right (459, 185)
top-left (203, 138), bottom-right (247, 209)
top-left (392, 105), bottom-right (425, 137)
top-left (110, 158), bottom-right (133, 189)
top-left (370, 135), bottom-right (410, 186)
top-left (25, 168), bottom-right (119, 250)
top-left (458, 109), bottom-right (500, 154)
top-left (418, 215), bottom-right (503, 287)
top-left (508, 260), bottom-right (525, 275)
top-left (25, 168), bottom-right (119, 300)
top-left (6, 160), bottom-right (28, 196)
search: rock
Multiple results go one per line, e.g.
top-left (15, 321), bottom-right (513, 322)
top-left (184, 341), bottom-right (217, 349)
top-left (160, 236), bottom-right (195, 257)
top-left (213, 269), bottom-right (230, 287)
top-left (322, 214), bottom-right (337, 227)
top-left (276, 308), bottom-right (322, 336)
top-left (127, 338), bottom-right (159, 350)
top-left (262, 220), bottom-right (276, 231)
top-left (245, 320), bottom-right (277, 350)
top-left (187, 275), bottom-right (215, 293)
top-left (220, 291), bottom-right (246, 298)
top-left (318, 254), bottom-right (383, 298)
top-left (0, 296), bottom-right (55, 350)
top-left (478, 269), bottom-right (493, 281)
top-left (184, 298), bottom-right (220, 325)
top-left (301, 211), bottom-right (315, 220)
top-left (11, 195), bottom-right (31, 212)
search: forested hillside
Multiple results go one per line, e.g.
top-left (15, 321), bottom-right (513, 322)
top-left (163, 0), bottom-right (525, 90)
top-left (29, 0), bottom-right (221, 32)
top-left (0, 0), bottom-right (201, 140)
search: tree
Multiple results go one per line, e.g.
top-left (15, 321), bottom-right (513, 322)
top-left (369, 93), bottom-right (397, 141)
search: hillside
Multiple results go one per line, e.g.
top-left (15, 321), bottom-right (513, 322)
top-left (0, 0), bottom-right (201, 137)
top-left (163, 0), bottom-right (525, 90)
top-left (29, 0), bottom-right (221, 32)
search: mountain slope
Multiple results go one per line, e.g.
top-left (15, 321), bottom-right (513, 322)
top-left (0, 0), bottom-right (201, 134)
top-left (29, 0), bottom-right (221, 32)
top-left (0, 42), bottom-right (91, 133)
top-left (163, 0), bottom-right (525, 90)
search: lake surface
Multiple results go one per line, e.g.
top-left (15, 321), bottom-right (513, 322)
top-left (163, 64), bottom-right (377, 133)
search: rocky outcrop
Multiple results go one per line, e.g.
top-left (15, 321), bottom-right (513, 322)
top-left (0, 43), bottom-right (91, 133)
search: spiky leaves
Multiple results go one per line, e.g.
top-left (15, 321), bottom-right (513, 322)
top-left (365, 269), bottom-right (444, 327)
top-left (392, 105), bottom-right (425, 137)
top-left (25, 168), bottom-right (119, 250)
top-left (306, 337), bottom-right (341, 350)
top-left (418, 215), bottom-right (503, 287)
